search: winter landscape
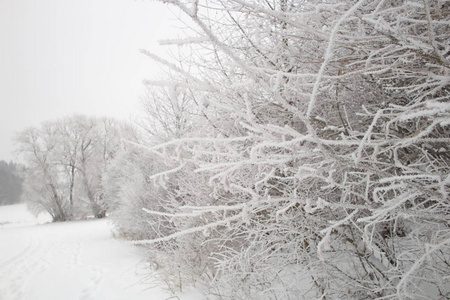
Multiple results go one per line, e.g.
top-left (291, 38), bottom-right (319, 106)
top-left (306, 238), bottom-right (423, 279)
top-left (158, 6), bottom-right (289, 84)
top-left (1, 0), bottom-right (449, 299)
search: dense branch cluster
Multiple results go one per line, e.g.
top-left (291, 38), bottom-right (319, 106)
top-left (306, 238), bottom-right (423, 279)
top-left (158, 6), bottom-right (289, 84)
top-left (105, 0), bottom-right (450, 298)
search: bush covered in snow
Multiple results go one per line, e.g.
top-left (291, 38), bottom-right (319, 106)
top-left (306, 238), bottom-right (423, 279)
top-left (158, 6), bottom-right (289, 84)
top-left (108, 0), bottom-right (450, 299)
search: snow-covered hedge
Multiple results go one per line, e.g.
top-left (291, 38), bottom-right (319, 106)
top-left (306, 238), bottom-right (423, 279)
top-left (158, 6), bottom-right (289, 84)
top-left (109, 0), bottom-right (450, 299)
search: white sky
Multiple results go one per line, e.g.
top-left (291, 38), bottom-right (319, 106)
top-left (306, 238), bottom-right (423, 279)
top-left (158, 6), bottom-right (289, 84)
top-left (0, 0), bottom-right (183, 162)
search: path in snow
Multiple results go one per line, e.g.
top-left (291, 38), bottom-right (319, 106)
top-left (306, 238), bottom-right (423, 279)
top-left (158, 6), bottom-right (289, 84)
top-left (0, 204), bottom-right (200, 300)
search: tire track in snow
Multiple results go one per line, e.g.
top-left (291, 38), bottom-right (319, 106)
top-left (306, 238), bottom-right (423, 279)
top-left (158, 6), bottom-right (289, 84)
top-left (0, 238), bottom-right (34, 273)
top-left (0, 237), bottom-right (40, 300)
top-left (0, 234), bottom-right (53, 300)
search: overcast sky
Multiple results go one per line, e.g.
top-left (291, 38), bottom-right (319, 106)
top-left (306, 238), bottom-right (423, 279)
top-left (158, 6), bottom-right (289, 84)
top-left (0, 0), bottom-right (182, 162)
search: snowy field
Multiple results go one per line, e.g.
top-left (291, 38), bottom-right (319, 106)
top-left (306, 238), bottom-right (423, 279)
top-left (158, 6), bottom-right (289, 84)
top-left (0, 204), bottom-right (201, 300)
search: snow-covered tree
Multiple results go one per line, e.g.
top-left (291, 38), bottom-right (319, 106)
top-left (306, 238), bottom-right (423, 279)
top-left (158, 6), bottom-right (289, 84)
top-left (16, 115), bottom-right (131, 221)
top-left (17, 124), bottom-right (70, 221)
top-left (139, 84), bottom-right (201, 143)
top-left (112, 0), bottom-right (449, 298)
top-left (104, 145), bottom-right (174, 239)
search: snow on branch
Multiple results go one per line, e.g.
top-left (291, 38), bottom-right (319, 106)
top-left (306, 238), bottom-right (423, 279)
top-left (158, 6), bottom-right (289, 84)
top-left (131, 213), bottom-right (242, 245)
top-left (158, 36), bottom-right (209, 46)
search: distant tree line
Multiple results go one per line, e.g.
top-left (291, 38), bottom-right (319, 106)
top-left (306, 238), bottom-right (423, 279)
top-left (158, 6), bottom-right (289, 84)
top-left (0, 160), bottom-right (23, 206)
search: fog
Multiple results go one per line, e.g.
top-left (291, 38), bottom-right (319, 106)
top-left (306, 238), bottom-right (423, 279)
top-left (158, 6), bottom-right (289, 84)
top-left (0, 0), bottom-right (179, 161)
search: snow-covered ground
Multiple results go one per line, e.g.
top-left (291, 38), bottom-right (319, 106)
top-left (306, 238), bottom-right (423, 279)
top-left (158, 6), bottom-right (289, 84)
top-left (0, 204), bottom-right (202, 300)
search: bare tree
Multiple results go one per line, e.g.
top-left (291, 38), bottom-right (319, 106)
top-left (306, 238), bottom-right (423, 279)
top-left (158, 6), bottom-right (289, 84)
top-left (16, 115), bottom-right (131, 221)
top-left (16, 125), bottom-right (69, 221)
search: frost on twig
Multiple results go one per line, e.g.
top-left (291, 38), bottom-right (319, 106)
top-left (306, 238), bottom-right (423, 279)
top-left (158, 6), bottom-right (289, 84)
top-left (110, 0), bottom-right (450, 298)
